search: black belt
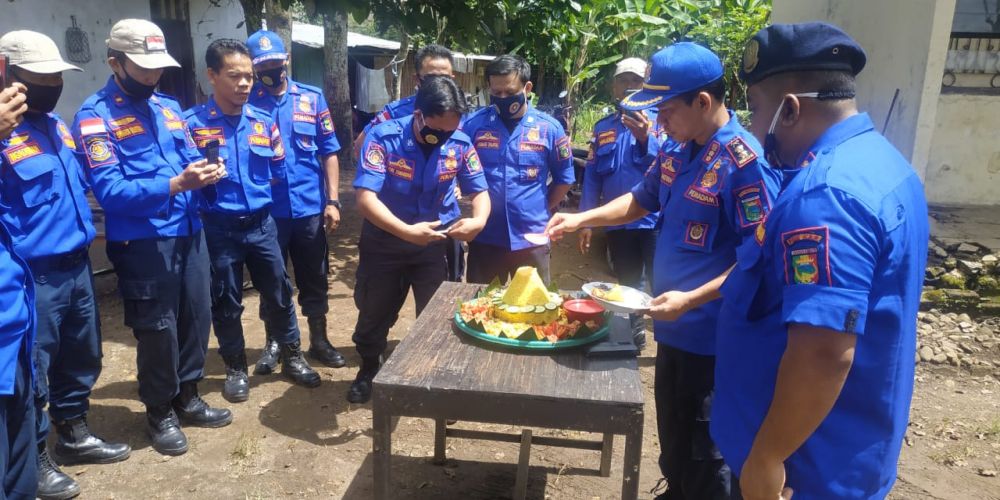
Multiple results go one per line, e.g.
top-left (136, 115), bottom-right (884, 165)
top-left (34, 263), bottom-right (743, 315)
top-left (27, 247), bottom-right (89, 273)
top-left (201, 208), bottom-right (269, 230)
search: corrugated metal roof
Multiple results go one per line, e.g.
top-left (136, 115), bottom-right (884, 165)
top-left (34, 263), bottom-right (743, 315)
top-left (292, 21), bottom-right (400, 51)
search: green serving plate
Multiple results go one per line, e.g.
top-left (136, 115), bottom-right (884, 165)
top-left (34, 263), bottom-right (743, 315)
top-left (453, 311), bottom-right (611, 351)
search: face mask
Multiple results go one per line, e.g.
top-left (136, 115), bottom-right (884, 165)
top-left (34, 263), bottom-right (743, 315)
top-left (763, 92), bottom-right (819, 167)
top-left (23, 82), bottom-right (63, 114)
top-left (490, 92), bottom-right (527, 121)
top-left (418, 124), bottom-right (454, 146)
top-left (116, 64), bottom-right (157, 100)
top-left (257, 66), bottom-right (286, 89)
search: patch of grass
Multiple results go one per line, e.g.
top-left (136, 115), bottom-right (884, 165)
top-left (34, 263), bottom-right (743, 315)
top-left (230, 431), bottom-right (262, 467)
top-left (978, 418), bottom-right (1000, 440)
top-left (929, 445), bottom-right (975, 467)
top-left (571, 102), bottom-right (613, 147)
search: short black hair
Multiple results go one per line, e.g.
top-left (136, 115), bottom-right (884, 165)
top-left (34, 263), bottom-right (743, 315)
top-left (107, 48), bottom-right (126, 61)
top-left (784, 70), bottom-right (857, 100)
top-left (415, 75), bottom-right (468, 117)
top-left (678, 77), bottom-right (727, 106)
top-left (205, 39), bottom-right (250, 72)
top-left (415, 44), bottom-right (453, 73)
top-left (485, 54), bottom-right (531, 86)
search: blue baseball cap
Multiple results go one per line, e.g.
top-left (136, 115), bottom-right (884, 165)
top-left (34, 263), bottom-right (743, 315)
top-left (247, 30), bottom-right (287, 66)
top-left (739, 22), bottom-right (867, 86)
top-left (620, 42), bottom-right (724, 111)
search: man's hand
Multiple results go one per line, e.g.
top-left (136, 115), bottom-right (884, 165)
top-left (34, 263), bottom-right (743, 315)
top-left (647, 290), bottom-right (693, 321)
top-left (404, 220), bottom-right (448, 246)
top-left (545, 212), bottom-right (585, 241)
top-left (621, 111), bottom-right (650, 148)
top-left (444, 217), bottom-right (485, 242)
top-left (324, 205), bottom-right (341, 234)
top-left (0, 84), bottom-right (28, 141)
top-left (740, 453), bottom-right (794, 500)
top-left (578, 228), bottom-right (592, 255)
top-left (454, 184), bottom-right (463, 201)
top-left (171, 159), bottom-right (225, 194)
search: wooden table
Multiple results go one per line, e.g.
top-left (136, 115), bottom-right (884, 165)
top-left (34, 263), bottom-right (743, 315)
top-left (372, 282), bottom-right (645, 500)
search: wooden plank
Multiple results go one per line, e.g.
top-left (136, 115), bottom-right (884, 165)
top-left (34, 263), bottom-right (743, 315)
top-left (513, 429), bottom-right (532, 500)
top-left (433, 418), bottom-right (446, 465)
top-left (445, 428), bottom-right (605, 451)
top-left (621, 410), bottom-right (644, 500)
top-left (600, 433), bottom-right (614, 477)
top-left (372, 393), bottom-right (392, 500)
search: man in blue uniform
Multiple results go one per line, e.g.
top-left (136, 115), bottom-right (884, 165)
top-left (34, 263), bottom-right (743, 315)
top-left (463, 54), bottom-right (575, 284)
top-left (185, 39), bottom-right (321, 403)
top-left (547, 43), bottom-right (781, 500)
top-left (579, 57), bottom-right (663, 348)
top-left (75, 19), bottom-right (232, 457)
top-left (246, 30), bottom-right (346, 373)
top-left (0, 77), bottom-right (37, 500)
top-left (1, 31), bottom-right (131, 499)
top-left (348, 75), bottom-right (490, 404)
top-left (712, 23), bottom-right (930, 500)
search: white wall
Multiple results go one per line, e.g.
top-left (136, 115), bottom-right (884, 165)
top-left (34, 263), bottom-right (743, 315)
top-left (0, 0), bottom-right (152, 120)
top-left (771, 0), bottom-right (957, 179)
top-left (925, 93), bottom-right (1000, 205)
top-left (188, 0), bottom-right (247, 101)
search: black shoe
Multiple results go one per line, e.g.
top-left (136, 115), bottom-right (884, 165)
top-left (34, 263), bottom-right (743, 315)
top-left (222, 351), bottom-right (250, 402)
top-left (172, 381), bottom-right (233, 428)
top-left (279, 341), bottom-right (321, 388)
top-left (346, 356), bottom-right (383, 404)
top-left (254, 332), bottom-right (281, 375)
top-left (146, 404), bottom-right (188, 456)
top-left (37, 445), bottom-right (80, 500)
top-left (51, 416), bottom-right (130, 466)
top-left (650, 477), bottom-right (669, 499)
top-left (306, 316), bottom-right (346, 368)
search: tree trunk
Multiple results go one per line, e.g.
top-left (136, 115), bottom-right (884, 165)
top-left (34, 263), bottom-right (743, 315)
top-left (392, 30), bottom-right (410, 101)
top-left (319, 4), bottom-right (354, 166)
top-left (264, 0), bottom-right (293, 77)
top-left (536, 59), bottom-right (546, 101)
top-left (240, 0), bottom-right (265, 35)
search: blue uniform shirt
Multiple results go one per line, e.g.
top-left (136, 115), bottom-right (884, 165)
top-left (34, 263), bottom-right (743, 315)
top-left (363, 95), bottom-right (416, 134)
top-left (184, 98), bottom-right (287, 215)
top-left (712, 113), bottom-right (929, 498)
top-left (0, 216), bottom-right (34, 395)
top-left (74, 77), bottom-right (204, 242)
top-left (462, 105), bottom-right (575, 250)
top-left (1, 113), bottom-right (96, 260)
top-left (249, 79), bottom-right (341, 219)
top-left (630, 113), bottom-right (780, 354)
top-left (355, 116), bottom-right (487, 226)
top-left (580, 109), bottom-right (662, 231)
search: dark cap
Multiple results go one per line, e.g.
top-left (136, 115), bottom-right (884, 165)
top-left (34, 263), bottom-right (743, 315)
top-left (739, 22), bottom-right (867, 86)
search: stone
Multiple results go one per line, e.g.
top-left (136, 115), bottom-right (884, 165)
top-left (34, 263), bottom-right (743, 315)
top-left (958, 260), bottom-right (984, 276)
top-left (943, 257), bottom-right (957, 270)
top-left (978, 297), bottom-right (1000, 314)
top-left (926, 266), bottom-right (946, 279)
top-left (932, 353), bottom-right (948, 364)
top-left (956, 242), bottom-right (981, 255)
top-left (939, 270), bottom-right (967, 289)
top-left (932, 245), bottom-right (949, 259)
top-left (943, 289), bottom-right (981, 309)
top-left (957, 313), bottom-right (972, 323)
top-left (919, 346), bottom-right (934, 361)
top-left (978, 469), bottom-right (998, 478)
top-left (982, 254), bottom-right (998, 269)
top-left (976, 275), bottom-right (1000, 295)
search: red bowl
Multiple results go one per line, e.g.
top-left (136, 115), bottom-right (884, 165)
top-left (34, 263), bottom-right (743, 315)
top-left (563, 299), bottom-right (605, 324)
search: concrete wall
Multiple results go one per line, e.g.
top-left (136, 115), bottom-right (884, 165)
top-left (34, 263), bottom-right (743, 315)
top-left (772, 0), bottom-right (957, 179)
top-left (0, 0), bottom-right (152, 120)
top-left (188, 0), bottom-right (247, 101)
top-left (926, 93), bottom-right (1000, 205)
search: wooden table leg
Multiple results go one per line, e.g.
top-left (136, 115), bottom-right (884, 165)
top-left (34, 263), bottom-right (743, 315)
top-left (513, 429), bottom-right (532, 500)
top-left (621, 413), bottom-right (643, 500)
top-left (372, 396), bottom-right (392, 500)
top-left (599, 433), bottom-right (614, 477)
top-left (433, 418), bottom-right (447, 465)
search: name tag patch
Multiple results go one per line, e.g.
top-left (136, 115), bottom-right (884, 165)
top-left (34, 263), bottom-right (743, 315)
top-left (3, 141), bottom-right (43, 165)
top-left (387, 154), bottom-right (414, 180)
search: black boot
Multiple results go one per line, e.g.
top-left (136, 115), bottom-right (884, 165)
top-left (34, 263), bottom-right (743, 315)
top-left (222, 351), bottom-right (250, 403)
top-left (172, 381), bottom-right (233, 428)
top-left (51, 416), bottom-right (130, 465)
top-left (306, 316), bottom-right (346, 368)
top-left (146, 404), bottom-right (188, 456)
top-left (347, 355), bottom-right (383, 404)
top-left (37, 444), bottom-right (80, 500)
top-left (279, 341), bottom-right (321, 388)
top-left (253, 330), bottom-right (281, 375)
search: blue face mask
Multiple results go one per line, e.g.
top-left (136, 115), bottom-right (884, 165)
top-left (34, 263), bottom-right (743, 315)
top-left (490, 92), bottom-right (527, 121)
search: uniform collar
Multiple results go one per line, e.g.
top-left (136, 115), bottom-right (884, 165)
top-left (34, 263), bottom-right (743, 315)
top-left (795, 112), bottom-right (874, 168)
top-left (205, 96), bottom-right (252, 122)
top-left (400, 115), bottom-right (418, 154)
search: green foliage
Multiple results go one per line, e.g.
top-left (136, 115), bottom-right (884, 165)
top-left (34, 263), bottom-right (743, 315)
top-left (572, 102), bottom-right (614, 146)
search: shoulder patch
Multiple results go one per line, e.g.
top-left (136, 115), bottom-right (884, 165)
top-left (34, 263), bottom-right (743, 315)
top-left (464, 147), bottom-right (482, 173)
top-left (556, 136), bottom-right (571, 161)
top-left (319, 109), bottom-right (334, 134)
top-left (84, 135), bottom-right (117, 169)
top-left (702, 140), bottom-right (721, 164)
top-left (781, 226), bottom-right (831, 285)
top-left (79, 118), bottom-right (107, 137)
top-left (363, 142), bottom-right (386, 173)
top-left (726, 136), bottom-right (758, 168)
top-left (734, 181), bottom-right (771, 228)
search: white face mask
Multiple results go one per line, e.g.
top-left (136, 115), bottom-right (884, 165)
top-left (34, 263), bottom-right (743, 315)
top-left (764, 92), bottom-right (819, 167)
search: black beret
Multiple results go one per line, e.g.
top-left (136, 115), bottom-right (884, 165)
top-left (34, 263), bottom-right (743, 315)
top-left (739, 22), bottom-right (867, 85)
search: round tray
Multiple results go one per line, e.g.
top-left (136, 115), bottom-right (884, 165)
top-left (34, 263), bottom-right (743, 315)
top-left (453, 312), bottom-right (611, 351)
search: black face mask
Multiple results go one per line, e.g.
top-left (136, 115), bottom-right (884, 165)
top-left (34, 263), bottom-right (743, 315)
top-left (257, 66), bottom-right (286, 89)
top-left (116, 65), bottom-right (157, 100)
top-left (419, 124), bottom-right (454, 146)
top-left (23, 82), bottom-right (63, 114)
top-left (490, 92), bottom-right (527, 121)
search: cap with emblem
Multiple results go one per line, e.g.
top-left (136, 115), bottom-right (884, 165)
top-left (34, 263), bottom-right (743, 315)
top-left (739, 22), bottom-right (867, 86)
top-left (0, 30), bottom-right (81, 73)
top-left (107, 19), bottom-right (180, 69)
top-left (614, 57), bottom-right (647, 78)
top-left (620, 42), bottom-right (724, 111)
top-left (247, 30), bottom-right (287, 66)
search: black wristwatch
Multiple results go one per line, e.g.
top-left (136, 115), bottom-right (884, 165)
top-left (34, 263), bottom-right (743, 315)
top-left (326, 199), bottom-right (342, 210)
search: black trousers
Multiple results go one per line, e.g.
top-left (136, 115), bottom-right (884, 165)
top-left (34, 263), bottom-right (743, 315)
top-left (655, 343), bottom-right (731, 500)
top-left (465, 241), bottom-right (551, 285)
top-left (261, 214), bottom-right (329, 321)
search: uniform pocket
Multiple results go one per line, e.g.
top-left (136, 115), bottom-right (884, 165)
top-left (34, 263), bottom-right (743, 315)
top-left (292, 121), bottom-right (319, 153)
top-left (119, 279), bottom-right (168, 331)
top-left (248, 144), bottom-right (275, 183)
top-left (116, 137), bottom-right (159, 177)
top-left (516, 150), bottom-right (546, 184)
top-left (10, 156), bottom-right (58, 208)
top-left (593, 142), bottom-right (617, 176)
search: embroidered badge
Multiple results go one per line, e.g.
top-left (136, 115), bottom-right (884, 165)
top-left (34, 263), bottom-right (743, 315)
top-left (192, 127), bottom-right (225, 148)
top-left (3, 141), bottom-right (43, 165)
top-left (726, 136), bottom-right (757, 168)
top-left (556, 136), bottom-right (571, 161)
top-left (109, 116), bottom-right (146, 141)
top-left (525, 166), bottom-right (540, 180)
top-left (684, 186), bottom-right (719, 207)
top-left (782, 226), bottom-right (831, 285)
top-left (526, 126), bottom-right (542, 143)
top-left (6, 132), bottom-right (28, 147)
top-left (464, 148), bottom-right (482, 173)
top-left (293, 111), bottom-right (316, 124)
top-left (444, 147), bottom-right (458, 171)
top-left (702, 140), bottom-right (721, 164)
top-left (659, 155), bottom-right (676, 186)
top-left (252, 121), bottom-right (265, 135)
top-left (755, 221), bottom-right (766, 245)
top-left (259, 36), bottom-right (272, 50)
top-left (84, 135), bottom-right (116, 168)
top-left (79, 117), bottom-right (108, 137)
top-left (685, 222), bottom-right (709, 247)
top-left (248, 134), bottom-right (270, 147)
top-left (387, 155), bottom-right (414, 180)
top-left (597, 129), bottom-right (616, 147)
top-left (474, 130), bottom-right (501, 150)
top-left (519, 141), bottom-right (545, 153)
top-left (364, 142), bottom-right (386, 172)
top-left (271, 124), bottom-right (285, 160)
top-left (699, 160), bottom-right (722, 189)
top-left (319, 110), bottom-right (334, 134)
top-left (735, 181), bottom-right (771, 228)
top-left (298, 95), bottom-right (312, 113)
top-left (57, 122), bottom-right (76, 149)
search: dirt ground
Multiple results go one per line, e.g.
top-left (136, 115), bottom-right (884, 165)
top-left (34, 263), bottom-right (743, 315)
top-left (66, 174), bottom-right (1000, 499)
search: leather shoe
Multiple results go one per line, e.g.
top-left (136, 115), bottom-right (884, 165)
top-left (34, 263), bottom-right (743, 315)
top-left (172, 381), bottom-right (233, 428)
top-left (222, 351), bottom-right (250, 402)
top-left (146, 404), bottom-right (188, 456)
top-left (37, 445), bottom-right (80, 500)
top-left (346, 356), bottom-right (383, 404)
top-left (306, 316), bottom-right (346, 368)
top-left (280, 341), bottom-right (321, 388)
top-left (52, 416), bottom-right (130, 465)
top-left (254, 332), bottom-right (281, 375)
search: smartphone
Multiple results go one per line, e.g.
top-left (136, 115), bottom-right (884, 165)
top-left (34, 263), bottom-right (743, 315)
top-left (204, 138), bottom-right (220, 165)
top-left (0, 54), bottom-right (9, 89)
top-left (616, 102), bottom-right (644, 122)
